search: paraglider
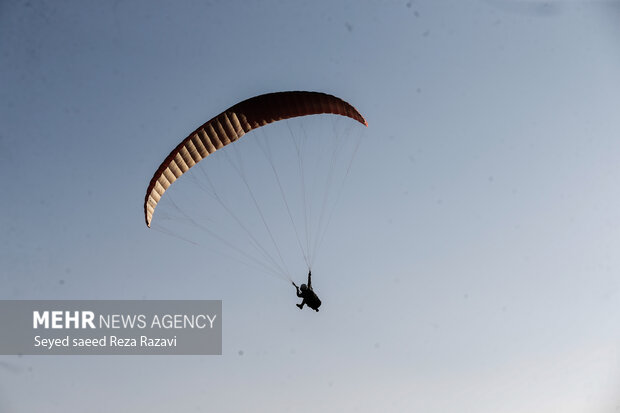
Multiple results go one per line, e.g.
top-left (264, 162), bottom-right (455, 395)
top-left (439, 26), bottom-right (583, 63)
top-left (144, 91), bottom-right (367, 310)
top-left (292, 270), bottom-right (321, 312)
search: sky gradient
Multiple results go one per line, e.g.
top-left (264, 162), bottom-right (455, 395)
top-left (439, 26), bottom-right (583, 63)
top-left (2, 0), bottom-right (620, 412)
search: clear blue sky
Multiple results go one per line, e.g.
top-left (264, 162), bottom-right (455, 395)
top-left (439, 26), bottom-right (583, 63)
top-left (2, 1), bottom-right (620, 412)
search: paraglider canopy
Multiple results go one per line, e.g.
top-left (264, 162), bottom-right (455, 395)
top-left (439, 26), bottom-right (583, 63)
top-left (144, 91), bottom-right (367, 228)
